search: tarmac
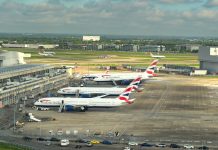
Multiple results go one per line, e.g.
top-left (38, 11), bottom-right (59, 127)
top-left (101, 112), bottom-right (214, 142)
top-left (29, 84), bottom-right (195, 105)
top-left (1, 74), bottom-right (218, 149)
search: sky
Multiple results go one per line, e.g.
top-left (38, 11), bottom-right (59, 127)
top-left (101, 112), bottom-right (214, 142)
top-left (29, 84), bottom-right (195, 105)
top-left (0, 0), bottom-right (218, 37)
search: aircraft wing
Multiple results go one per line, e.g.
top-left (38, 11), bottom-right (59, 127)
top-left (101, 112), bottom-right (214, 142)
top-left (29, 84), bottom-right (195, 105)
top-left (93, 94), bottom-right (108, 98)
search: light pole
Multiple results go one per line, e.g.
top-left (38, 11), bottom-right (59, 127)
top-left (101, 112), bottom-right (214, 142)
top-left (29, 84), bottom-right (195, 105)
top-left (14, 88), bottom-right (19, 132)
top-left (13, 103), bottom-right (16, 131)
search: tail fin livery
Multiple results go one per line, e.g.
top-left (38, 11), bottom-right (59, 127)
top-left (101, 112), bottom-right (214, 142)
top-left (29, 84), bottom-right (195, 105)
top-left (145, 59), bottom-right (159, 77)
top-left (118, 86), bottom-right (134, 104)
top-left (129, 76), bottom-right (142, 92)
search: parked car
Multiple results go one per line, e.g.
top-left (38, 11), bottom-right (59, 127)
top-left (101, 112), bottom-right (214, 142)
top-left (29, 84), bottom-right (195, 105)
top-left (86, 142), bottom-right (93, 147)
top-left (156, 143), bottom-right (166, 147)
top-left (124, 147), bottom-right (131, 150)
top-left (169, 143), bottom-right (181, 148)
top-left (90, 140), bottom-right (100, 144)
top-left (128, 141), bottom-right (138, 146)
top-left (184, 144), bottom-right (194, 149)
top-left (140, 143), bottom-right (153, 147)
top-left (50, 137), bottom-right (60, 142)
top-left (37, 137), bottom-right (46, 141)
top-left (60, 139), bottom-right (69, 146)
top-left (75, 139), bottom-right (89, 143)
top-left (102, 140), bottom-right (112, 145)
top-left (57, 130), bottom-right (63, 136)
top-left (198, 146), bottom-right (209, 150)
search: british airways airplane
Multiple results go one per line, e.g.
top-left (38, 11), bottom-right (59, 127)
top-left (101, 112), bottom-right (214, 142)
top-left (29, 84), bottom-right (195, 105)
top-left (57, 77), bottom-right (142, 96)
top-left (34, 86), bottom-right (135, 112)
top-left (82, 59), bottom-right (159, 83)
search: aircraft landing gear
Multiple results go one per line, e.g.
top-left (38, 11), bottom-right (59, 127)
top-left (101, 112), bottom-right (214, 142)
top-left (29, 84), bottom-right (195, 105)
top-left (80, 106), bottom-right (86, 112)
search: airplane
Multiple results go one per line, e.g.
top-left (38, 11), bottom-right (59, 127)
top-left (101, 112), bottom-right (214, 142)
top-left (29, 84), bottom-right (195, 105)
top-left (57, 76), bottom-right (142, 96)
top-left (90, 59), bottom-right (159, 82)
top-left (150, 52), bottom-right (165, 58)
top-left (38, 49), bottom-right (56, 56)
top-left (34, 86), bottom-right (135, 112)
top-left (81, 69), bottom-right (109, 80)
top-left (62, 65), bottom-right (76, 69)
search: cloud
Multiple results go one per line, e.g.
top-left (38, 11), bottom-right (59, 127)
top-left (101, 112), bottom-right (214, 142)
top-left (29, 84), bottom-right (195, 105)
top-left (157, 0), bottom-right (204, 4)
top-left (204, 0), bottom-right (218, 7)
top-left (0, 0), bottom-right (217, 37)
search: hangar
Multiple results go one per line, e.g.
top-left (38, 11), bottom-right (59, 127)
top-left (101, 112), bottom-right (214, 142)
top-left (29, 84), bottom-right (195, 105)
top-left (199, 46), bottom-right (218, 74)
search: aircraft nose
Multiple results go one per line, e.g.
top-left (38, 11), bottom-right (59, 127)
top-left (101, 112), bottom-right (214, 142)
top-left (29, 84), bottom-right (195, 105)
top-left (34, 101), bottom-right (38, 105)
top-left (58, 89), bottom-right (63, 93)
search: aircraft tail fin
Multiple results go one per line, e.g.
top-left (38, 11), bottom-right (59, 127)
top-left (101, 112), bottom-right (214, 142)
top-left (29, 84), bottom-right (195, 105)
top-left (118, 86), bottom-right (134, 104)
top-left (145, 59), bottom-right (159, 76)
top-left (128, 76), bottom-right (142, 92)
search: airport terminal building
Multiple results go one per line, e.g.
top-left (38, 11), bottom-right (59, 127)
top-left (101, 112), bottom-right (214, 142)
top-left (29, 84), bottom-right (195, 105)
top-left (199, 46), bottom-right (218, 74)
top-left (0, 64), bottom-right (68, 107)
top-left (0, 51), bottom-right (69, 107)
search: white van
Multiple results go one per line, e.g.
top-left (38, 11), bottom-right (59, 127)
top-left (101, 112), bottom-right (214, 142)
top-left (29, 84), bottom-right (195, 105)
top-left (60, 139), bottom-right (69, 146)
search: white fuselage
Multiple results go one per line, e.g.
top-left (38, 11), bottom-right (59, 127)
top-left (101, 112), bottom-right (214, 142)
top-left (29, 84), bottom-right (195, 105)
top-left (34, 97), bottom-right (128, 108)
top-left (92, 72), bottom-right (150, 82)
top-left (38, 52), bottom-right (53, 56)
top-left (57, 87), bottom-right (124, 95)
top-left (152, 56), bottom-right (165, 58)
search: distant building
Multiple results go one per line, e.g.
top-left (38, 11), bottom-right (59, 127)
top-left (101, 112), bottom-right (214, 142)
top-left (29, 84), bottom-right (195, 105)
top-left (37, 44), bottom-right (59, 49)
top-left (187, 44), bottom-right (200, 52)
top-left (82, 44), bottom-right (98, 50)
top-left (133, 45), bottom-right (139, 52)
top-left (176, 44), bottom-right (200, 52)
top-left (102, 44), bottom-right (117, 51)
top-left (2, 44), bottom-right (28, 48)
top-left (120, 44), bottom-right (134, 51)
top-left (138, 45), bottom-right (165, 52)
top-left (97, 44), bottom-right (103, 50)
top-left (83, 36), bottom-right (100, 42)
top-left (2, 44), bottom-right (58, 49)
top-left (199, 46), bottom-right (218, 74)
top-left (0, 51), bottom-right (31, 67)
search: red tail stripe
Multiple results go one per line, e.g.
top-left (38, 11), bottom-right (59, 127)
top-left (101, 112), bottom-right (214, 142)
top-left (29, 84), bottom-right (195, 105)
top-left (124, 87), bottom-right (132, 92)
top-left (150, 60), bottom-right (159, 66)
top-left (146, 70), bottom-right (153, 74)
top-left (152, 73), bottom-right (158, 77)
top-left (119, 96), bottom-right (132, 104)
top-left (133, 77), bottom-right (142, 82)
